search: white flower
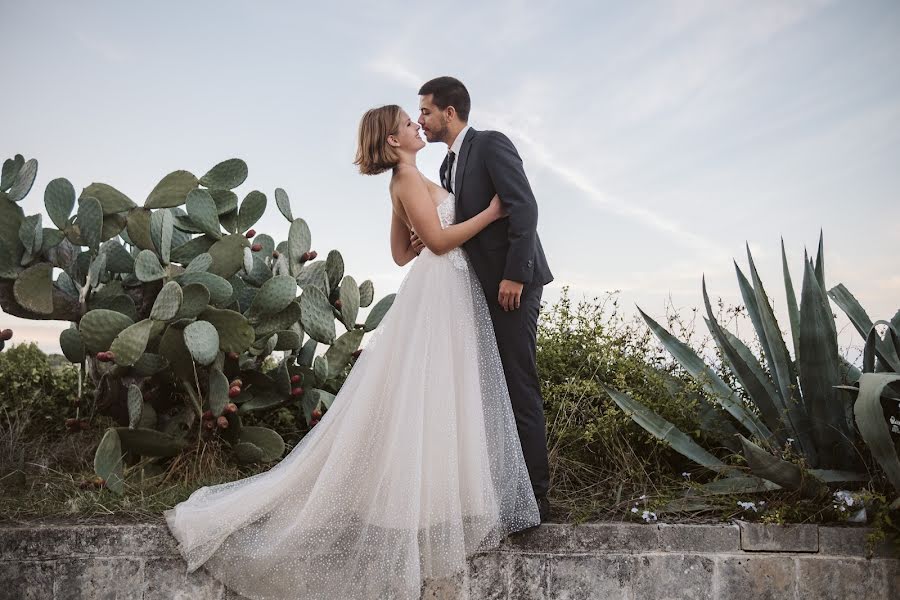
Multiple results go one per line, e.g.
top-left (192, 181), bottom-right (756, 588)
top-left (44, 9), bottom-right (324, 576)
top-left (641, 510), bottom-right (657, 523)
top-left (631, 506), bottom-right (639, 513)
top-left (639, 494), bottom-right (647, 500)
top-left (681, 472), bottom-right (691, 479)
top-left (737, 501), bottom-right (757, 512)
top-left (786, 438), bottom-right (795, 444)
top-left (833, 490), bottom-right (855, 507)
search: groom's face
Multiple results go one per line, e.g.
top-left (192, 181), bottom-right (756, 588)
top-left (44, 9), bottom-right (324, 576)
top-left (418, 95), bottom-right (450, 144)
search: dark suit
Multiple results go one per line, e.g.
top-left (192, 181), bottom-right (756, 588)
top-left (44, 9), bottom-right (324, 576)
top-left (440, 127), bottom-right (553, 499)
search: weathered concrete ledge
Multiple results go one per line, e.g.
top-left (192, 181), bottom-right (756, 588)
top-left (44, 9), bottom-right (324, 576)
top-left (0, 519), bottom-right (896, 599)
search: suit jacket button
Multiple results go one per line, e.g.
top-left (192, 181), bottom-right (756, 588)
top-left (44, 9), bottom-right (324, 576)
top-left (527, 260), bottom-right (533, 267)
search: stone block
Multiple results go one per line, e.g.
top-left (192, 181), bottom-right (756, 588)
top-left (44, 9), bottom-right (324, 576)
top-left (739, 521), bottom-right (818, 552)
top-left (55, 557), bottom-right (142, 600)
top-left (717, 556), bottom-right (796, 600)
top-left (0, 524), bottom-right (75, 560)
top-left (503, 524), bottom-right (574, 553)
top-left (818, 526), bottom-right (893, 558)
top-left (421, 570), bottom-right (469, 600)
top-left (143, 557), bottom-right (224, 600)
top-left (658, 524), bottom-right (739, 553)
top-left (466, 552), bottom-right (508, 600)
top-left (509, 553), bottom-right (549, 600)
top-left (627, 554), bottom-right (714, 600)
top-left (546, 555), bottom-right (629, 600)
top-left (0, 560), bottom-right (54, 599)
top-left (797, 556), bottom-right (890, 599)
top-left (570, 523), bottom-right (658, 554)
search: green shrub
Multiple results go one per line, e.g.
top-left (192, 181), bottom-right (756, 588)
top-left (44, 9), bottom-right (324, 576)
top-left (0, 343), bottom-right (78, 438)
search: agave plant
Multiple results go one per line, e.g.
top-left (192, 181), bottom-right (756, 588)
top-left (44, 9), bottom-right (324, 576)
top-left (605, 233), bottom-right (900, 503)
top-left (0, 154), bottom-right (395, 494)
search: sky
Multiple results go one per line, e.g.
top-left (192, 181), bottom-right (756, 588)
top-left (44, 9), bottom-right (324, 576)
top-left (2, 0), bottom-right (899, 356)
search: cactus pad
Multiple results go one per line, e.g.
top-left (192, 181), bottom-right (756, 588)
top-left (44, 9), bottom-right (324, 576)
top-left (134, 249), bottom-right (166, 282)
top-left (233, 441), bottom-right (264, 464)
top-left (200, 158), bottom-right (248, 190)
top-left (59, 327), bottom-right (86, 363)
top-left (238, 190), bottom-right (266, 232)
top-left (117, 427), bottom-right (187, 457)
top-left (170, 234), bottom-right (215, 264)
top-left (110, 318), bottom-right (153, 366)
top-left (80, 309), bottom-right (134, 352)
top-left (183, 320), bottom-right (220, 366)
top-left (177, 271), bottom-right (233, 305)
top-left (81, 183), bottom-right (136, 215)
top-left (151, 281), bottom-right (184, 321)
top-left (248, 275), bottom-right (297, 316)
top-left (127, 385), bottom-right (143, 429)
top-left (94, 428), bottom-right (124, 494)
top-left (208, 233), bottom-right (247, 279)
top-left (13, 263), bottom-right (54, 315)
top-left (185, 189), bottom-right (222, 239)
top-left (238, 426), bottom-right (285, 462)
top-left (145, 170), bottom-right (198, 208)
top-left (77, 196), bottom-right (103, 251)
top-left (358, 280), bottom-right (374, 308)
top-left (274, 188), bottom-right (293, 222)
top-left (339, 276), bottom-right (360, 328)
top-left (177, 283), bottom-right (211, 319)
top-left (300, 285), bottom-right (336, 344)
top-left (364, 294), bottom-right (396, 332)
top-left (8, 158), bottom-right (38, 202)
top-left (125, 207), bottom-right (155, 251)
top-left (287, 218), bottom-right (311, 275)
top-left (44, 177), bottom-right (76, 229)
top-left (200, 306), bottom-right (255, 353)
top-left (209, 368), bottom-right (230, 416)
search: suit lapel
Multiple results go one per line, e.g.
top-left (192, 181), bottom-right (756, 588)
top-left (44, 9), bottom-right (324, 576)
top-left (453, 128), bottom-right (476, 212)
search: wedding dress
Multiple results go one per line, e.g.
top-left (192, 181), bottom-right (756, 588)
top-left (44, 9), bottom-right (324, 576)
top-left (164, 192), bottom-right (540, 600)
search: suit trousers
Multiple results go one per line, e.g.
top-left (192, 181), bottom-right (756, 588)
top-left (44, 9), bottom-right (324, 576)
top-left (485, 282), bottom-right (550, 499)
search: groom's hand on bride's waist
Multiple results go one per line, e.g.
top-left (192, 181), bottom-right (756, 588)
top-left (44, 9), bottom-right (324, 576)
top-left (410, 231), bottom-right (425, 255)
top-left (498, 279), bottom-right (523, 311)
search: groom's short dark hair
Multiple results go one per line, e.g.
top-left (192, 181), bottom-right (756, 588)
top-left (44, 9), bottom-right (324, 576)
top-left (419, 76), bottom-right (471, 122)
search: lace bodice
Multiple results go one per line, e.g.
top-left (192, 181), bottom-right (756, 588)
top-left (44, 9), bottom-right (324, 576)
top-left (436, 193), bottom-right (467, 270)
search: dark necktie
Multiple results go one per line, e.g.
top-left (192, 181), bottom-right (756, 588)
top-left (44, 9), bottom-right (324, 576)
top-left (442, 151), bottom-right (456, 193)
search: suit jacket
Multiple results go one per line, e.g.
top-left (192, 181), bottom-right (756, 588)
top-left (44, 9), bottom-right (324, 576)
top-left (441, 128), bottom-right (553, 297)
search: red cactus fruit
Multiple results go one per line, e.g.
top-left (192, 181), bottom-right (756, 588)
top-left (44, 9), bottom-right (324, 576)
top-left (230, 379), bottom-right (243, 388)
top-left (79, 420), bottom-right (90, 430)
top-left (308, 250), bottom-right (317, 260)
top-left (0, 329), bottom-right (12, 341)
top-left (309, 418), bottom-right (320, 427)
top-left (290, 374), bottom-right (301, 384)
top-left (312, 408), bottom-right (322, 419)
top-left (204, 420), bottom-right (215, 430)
top-left (251, 243), bottom-right (262, 252)
top-left (272, 251), bottom-right (279, 258)
top-left (245, 229), bottom-right (257, 239)
top-left (228, 386), bottom-right (241, 398)
top-left (202, 410), bottom-right (213, 420)
top-left (334, 299), bottom-right (343, 309)
top-left (226, 352), bottom-right (239, 361)
top-left (224, 403), bottom-right (238, 414)
top-left (216, 416), bottom-right (229, 429)
top-left (290, 387), bottom-right (303, 397)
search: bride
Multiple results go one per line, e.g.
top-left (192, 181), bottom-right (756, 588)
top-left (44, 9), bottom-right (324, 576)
top-left (164, 104), bottom-right (540, 599)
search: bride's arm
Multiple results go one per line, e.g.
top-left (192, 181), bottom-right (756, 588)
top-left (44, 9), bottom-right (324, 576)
top-left (390, 208), bottom-right (417, 266)
top-left (393, 170), bottom-right (504, 256)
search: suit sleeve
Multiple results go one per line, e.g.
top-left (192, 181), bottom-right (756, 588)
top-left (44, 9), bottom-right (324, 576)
top-left (482, 131), bottom-right (538, 283)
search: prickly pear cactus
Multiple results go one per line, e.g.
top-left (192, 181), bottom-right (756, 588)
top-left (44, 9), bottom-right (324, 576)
top-left (0, 154), bottom-right (396, 493)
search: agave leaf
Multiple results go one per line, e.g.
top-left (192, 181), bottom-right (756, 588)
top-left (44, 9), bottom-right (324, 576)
top-left (813, 230), bottom-right (825, 292)
top-left (745, 247), bottom-right (814, 463)
top-left (693, 476), bottom-right (781, 496)
top-left (798, 259), bottom-right (856, 469)
top-left (853, 373), bottom-right (900, 493)
top-left (702, 280), bottom-right (785, 444)
top-left (808, 469), bottom-right (869, 483)
top-left (781, 238), bottom-right (801, 360)
top-left (738, 435), bottom-right (827, 498)
top-left (638, 307), bottom-right (773, 441)
top-left (734, 262), bottom-right (777, 381)
top-left (828, 284), bottom-right (900, 372)
top-left (603, 385), bottom-right (735, 474)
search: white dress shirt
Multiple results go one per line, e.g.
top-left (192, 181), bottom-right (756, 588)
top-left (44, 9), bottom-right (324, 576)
top-left (448, 125), bottom-right (470, 193)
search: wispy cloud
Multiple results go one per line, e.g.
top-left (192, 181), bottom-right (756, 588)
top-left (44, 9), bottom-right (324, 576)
top-left (75, 32), bottom-right (130, 64)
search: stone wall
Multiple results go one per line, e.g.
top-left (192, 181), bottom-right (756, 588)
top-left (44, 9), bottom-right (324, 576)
top-left (0, 519), bottom-right (896, 599)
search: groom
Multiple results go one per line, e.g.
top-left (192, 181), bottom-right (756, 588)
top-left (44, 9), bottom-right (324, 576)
top-left (414, 76), bottom-right (554, 522)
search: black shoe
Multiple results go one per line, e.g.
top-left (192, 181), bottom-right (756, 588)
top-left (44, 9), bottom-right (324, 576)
top-left (536, 496), bottom-right (550, 522)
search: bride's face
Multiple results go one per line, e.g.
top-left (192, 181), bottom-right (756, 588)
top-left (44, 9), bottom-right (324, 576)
top-left (390, 111), bottom-right (426, 153)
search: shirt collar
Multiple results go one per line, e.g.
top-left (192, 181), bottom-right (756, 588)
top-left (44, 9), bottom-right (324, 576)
top-left (449, 125), bottom-right (470, 156)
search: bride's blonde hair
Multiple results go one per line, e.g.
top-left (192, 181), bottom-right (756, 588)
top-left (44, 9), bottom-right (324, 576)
top-left (354, 105), bottom-right (401, 176)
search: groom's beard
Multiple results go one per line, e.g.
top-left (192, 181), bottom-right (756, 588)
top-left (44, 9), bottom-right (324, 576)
top-left (431, 121), bottom-right (450, 144)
